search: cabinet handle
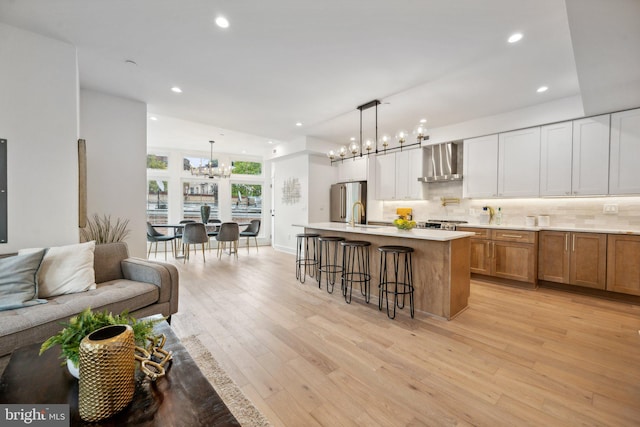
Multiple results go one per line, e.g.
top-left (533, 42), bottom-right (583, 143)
top-left (572, 234), bottom-right (575, 252)
top-left (501, 234), bottom-right (523, 238)
top-left (492, 242), bottom-right (496, 258)
top-left (486, 241), bottom-right (490, 258)
top-left (564, 233), bottom-right (568, 252)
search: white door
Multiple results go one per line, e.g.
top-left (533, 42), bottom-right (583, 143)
top-left (498, 127), bottom-right (541, 197)
top-left (463, 134), bottom-right (499, 198)
top-left (572, 115), bottom-right (610, 196)
top-left (540, 121), bottom-right (573, 196)
top-left (610, 108), bottom-right (640, 195)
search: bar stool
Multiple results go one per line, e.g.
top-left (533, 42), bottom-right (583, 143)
top-left (340, 240), bottom-right (371, 304)
top-left (295, 233), bottom-right (320, 283)
top-left (378, 245), bottom-right (415, 319)
top-left (317, 236), bottom-right (345, 293)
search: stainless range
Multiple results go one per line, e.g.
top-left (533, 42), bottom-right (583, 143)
top-left (417, 219), bottom-right (468, 231)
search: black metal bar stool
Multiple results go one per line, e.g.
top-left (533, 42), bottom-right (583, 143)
top-left (317, 236), bottom-right (345, 293)
top-left (340, 240), bottom-right (371, 304)
top-left (378, 245), bottom-right (415, 319)
top-left (295, 233), bottom-right (320, 283)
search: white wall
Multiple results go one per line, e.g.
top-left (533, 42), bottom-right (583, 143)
top-left (272, 153), bottom-right (310, 253)
top-left (0, 23), bottom-right (79, 253)
top-left (308, 155), bottom-right (334, 223)
top-left (80, 89), bottom-right (147, 258)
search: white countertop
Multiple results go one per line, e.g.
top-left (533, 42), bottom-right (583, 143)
top-left (294, 222), bottom-right (474, 241)
top-left (459, 223), bottom-right (640, 235)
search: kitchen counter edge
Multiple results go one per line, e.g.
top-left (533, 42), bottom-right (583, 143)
top-left (293, 223), bottom-right (474, 241)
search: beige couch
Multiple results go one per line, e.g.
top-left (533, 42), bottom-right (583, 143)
top-left (0, 242), bottom-right (179, 357)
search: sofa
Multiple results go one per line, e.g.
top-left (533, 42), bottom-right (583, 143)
top-left (0, 242), bottom-right (179, 357)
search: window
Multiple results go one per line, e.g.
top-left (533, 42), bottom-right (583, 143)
top-left (183, 180), bottom-right (219, 221)
top-left (147, 154), bottom-right (168, 170)
top-left (232, 160), bottom-right (261, 176)
top-left (231, 183), bottom-right (262, 223)
top-left (184, 156), bottom-right (218, 173)
top-left (147, 180), bottom-right (168, 224)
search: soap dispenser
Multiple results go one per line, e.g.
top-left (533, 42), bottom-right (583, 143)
top-left (496, 207), bottom-right (502, 225)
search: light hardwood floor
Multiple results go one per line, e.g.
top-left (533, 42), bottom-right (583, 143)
top-left (154, 246), bottom-right (640, 426)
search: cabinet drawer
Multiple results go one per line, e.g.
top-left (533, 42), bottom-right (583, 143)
top-left (457, 227), bottom-right (490, 239)
top-left (492, 229), bottom-right (536, 243)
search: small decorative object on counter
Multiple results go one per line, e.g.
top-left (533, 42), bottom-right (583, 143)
top-left (393, 218), bottom-right (417, 230)
top-left (495, 207), bottom-right (502, 225)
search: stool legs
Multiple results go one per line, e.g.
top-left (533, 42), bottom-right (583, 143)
top-left (296, 235), bottom-right (318, 283)
top-left (341, 244), bottom-right (370, 304)
top-left (317, 238), bottom-right (343, 293)
top-left (378, 250), bottom-right (414, 319)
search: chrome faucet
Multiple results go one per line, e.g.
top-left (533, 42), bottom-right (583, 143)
top-left (350, 201), bottom-right (364, 227)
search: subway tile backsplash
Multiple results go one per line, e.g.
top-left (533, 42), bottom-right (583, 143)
top-left (380, 182), bottom-right (640, 231)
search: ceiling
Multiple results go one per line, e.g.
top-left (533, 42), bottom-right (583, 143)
top-left (1, 0), bottom-right (638, 154)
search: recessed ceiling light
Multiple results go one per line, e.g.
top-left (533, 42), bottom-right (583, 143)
top-left (149, 116), bottom-right (158, 121)
top-left (268, 140), bottom-right (273, 144)
top-left (508, 33), bottom-right (523, 43)
top-left (242, 150), bottom-right (246, 154)
top-left (537, 86), bottom-right (548, 93)
top-left (296, 122), bottom-right (303, 127)
top-left (419, 118), bottom-right (427, 123)
top-left (350, 137), bottom-right (356, 141)
top-left (171, 86), bottom-right (182, 93)
top-left (215, 16), bottom-right (229, 28)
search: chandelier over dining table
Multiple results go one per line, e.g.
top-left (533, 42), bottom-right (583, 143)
top-left (327, 99), bottom-right (429, 163)
top-left (191, 140), bottom-right (232, 179)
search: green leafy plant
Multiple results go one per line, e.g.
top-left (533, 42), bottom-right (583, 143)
top-left (80, 214), bottom-right (130, 244)
top-left (40, 308), bottom-right (161, 366)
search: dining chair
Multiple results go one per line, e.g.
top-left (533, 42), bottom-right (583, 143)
top-left (182, 222), bottom-right (209, 263)
top-left (239, 219), bottom-right (261, 253)
top-left (207, 219), bottom-right (222, 250)
top-left (215, 222), bottom-right (240, 259)
top-left (146, 222), bottom-right (176, 260)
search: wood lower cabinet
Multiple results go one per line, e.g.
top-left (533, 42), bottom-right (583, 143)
top-left (458, 227), bottom-right (537, 285)
top-left (606, 234), bottom-right (640, 295)
top-left (538, 231), bottom-right (607, 290)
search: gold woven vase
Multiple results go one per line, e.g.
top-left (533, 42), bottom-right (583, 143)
top-left (78, 324), bottom-right (135, 422)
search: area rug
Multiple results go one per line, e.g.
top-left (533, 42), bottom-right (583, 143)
top-left (181, 335), bottom-right (272, 427)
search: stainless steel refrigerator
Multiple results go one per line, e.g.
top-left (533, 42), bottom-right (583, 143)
top-left (330, 181), bottom-right (367, 224)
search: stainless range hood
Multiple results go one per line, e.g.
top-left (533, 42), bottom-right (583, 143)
top-left (418, 142), bottom-right (463, 182)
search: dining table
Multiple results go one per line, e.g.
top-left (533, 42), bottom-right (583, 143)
top-left (150, 222), bottom-right (250, 258)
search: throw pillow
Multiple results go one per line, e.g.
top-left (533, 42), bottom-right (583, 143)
top-left (0, 249), bottom-right (47, 311)
top-left (19, 241), bottom-right (97, 298)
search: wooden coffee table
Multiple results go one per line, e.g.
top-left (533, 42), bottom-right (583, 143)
top-left (0, 320), bottom-right (240, 426)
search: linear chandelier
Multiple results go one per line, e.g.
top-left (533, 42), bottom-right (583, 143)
top-left (190, 140), bottom-right (232, 179)
top-left (327, 99), bottom-right (429, 162)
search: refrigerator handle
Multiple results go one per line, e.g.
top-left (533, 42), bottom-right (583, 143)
top-left (341, 186), bottom-right (345, 218)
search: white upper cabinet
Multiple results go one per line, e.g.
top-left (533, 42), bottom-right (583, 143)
top-left (374, 153), bottom-right (396, 200)
top-left (610, 108), bottom-right (640, 195)
top-left (572, 114), bottom-right (610, 196)
top-left (463, 134), bottom-right (499, 198)
top-left (498, 127), bottom-right (541, 197)
top-left (540, 121), bottom-right (573, 196)
top-left (338, 155), bottom-right (367, 182)
top-left (374, 149), bottom-right (423, 200)
top-left (395, 149), bottom-right (423, 200)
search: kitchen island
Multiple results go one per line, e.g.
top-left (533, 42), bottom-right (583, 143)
top-left (295, 222), bottom-right (473, 320)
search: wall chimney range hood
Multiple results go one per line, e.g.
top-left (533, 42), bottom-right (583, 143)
top-left (418, 142), bottom-right (463, 182)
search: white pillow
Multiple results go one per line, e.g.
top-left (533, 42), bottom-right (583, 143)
top-left (19, 241), bottom-right (96, 298)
